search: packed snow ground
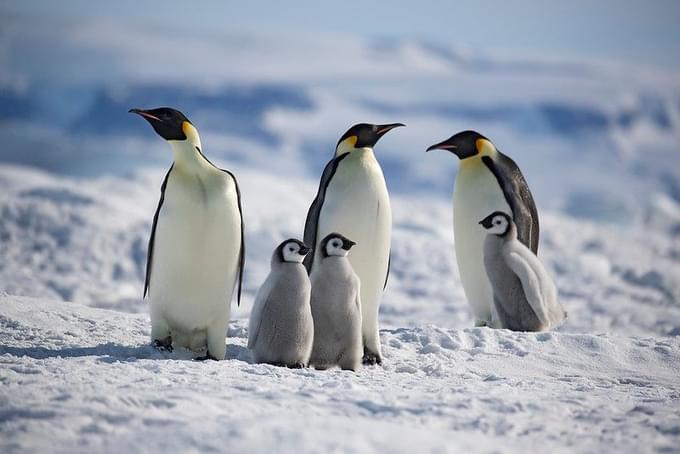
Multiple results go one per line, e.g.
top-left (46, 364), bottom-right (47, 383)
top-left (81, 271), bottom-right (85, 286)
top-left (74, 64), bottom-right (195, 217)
top-left (1, 164), bottom-right (679, 453)
top-left (2, 296), bottom-right (679, 453)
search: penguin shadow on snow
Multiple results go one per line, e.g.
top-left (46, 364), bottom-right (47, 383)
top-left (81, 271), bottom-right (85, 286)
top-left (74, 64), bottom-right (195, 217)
top-left (1, 342), bottom-right (254, 364)
top-left (0, 343), bottom-right (170, 363)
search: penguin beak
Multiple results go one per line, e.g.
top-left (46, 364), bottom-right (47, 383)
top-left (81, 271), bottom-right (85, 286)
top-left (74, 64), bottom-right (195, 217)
top-left (129, 108), bottom-right (162, 123)
top-left (426, 139), bottom-right (458, 153)
top-left (375, 123), bottom-right (405, 137)
top-left (366, 123), bottom-right (405, 148)
top-left (342, 239), bottom-right (357, 251)
top-left (479, 216), bottom-right (494, 229)
top-left (299, 245), bottom-right (312, 255)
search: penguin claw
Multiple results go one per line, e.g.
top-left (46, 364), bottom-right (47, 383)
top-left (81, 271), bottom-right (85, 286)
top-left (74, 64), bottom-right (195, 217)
top-left (152, 338), bottom-right (173, 352)
top-left (362, 351), bottom-right (383, 366)
top-left (288, 362), bottom-right (306, 369)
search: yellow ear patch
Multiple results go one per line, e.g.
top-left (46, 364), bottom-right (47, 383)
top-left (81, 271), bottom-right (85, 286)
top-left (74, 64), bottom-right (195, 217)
top-left (182, 121), bottom-right (199, 141)
top-left (475, 138), bottom-right (496, 157)
top-left (335, 135), bottom-right (358, 156)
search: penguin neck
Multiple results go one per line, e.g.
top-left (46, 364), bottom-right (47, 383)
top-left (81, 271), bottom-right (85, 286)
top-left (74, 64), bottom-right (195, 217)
top-left (335, 143), bottom-right (375, 160)
top-left (459, 141), bottom-right (500, 171)
top-left (169, 137), bottom-right (212, 174)
top-left (499, 223), bottom-right (518, 241)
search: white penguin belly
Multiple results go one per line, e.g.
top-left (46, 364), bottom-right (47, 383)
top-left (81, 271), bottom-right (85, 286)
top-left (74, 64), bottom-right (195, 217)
top-left (315, 151), bottom-right (391, 332)
top-left (149, 170), bottom-right (240, 334)
top-left (453, 161), bottom-right (511, 324)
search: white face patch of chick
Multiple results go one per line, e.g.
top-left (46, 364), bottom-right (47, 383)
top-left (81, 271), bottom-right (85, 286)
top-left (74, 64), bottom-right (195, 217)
top-left (282, 242), bottom-right (305, 263)
top-left (325, 238), bottom-right (348, 257)
top-left (486, 214), bottom-right (510, 235)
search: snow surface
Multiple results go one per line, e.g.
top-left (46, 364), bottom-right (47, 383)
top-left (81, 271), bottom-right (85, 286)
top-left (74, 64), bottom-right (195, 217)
top-left (2, 295), bottom-right (679, 453)
top-left (1, 12), bottom-right (680, 454)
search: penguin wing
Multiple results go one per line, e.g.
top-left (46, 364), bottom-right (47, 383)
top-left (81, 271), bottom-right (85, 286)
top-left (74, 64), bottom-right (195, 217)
top-left (303, 152), bottom-right (351, 273)
top-left (504, 243), bottom-right (560, 328)
top-left (144, 165), bottom-right (173, 299)
top-left (222, 169), bottom-right (246, 307)
top-left (247, 277), bottom-right (275, 349)
top-left (482, 154), bottom-right (540, 254)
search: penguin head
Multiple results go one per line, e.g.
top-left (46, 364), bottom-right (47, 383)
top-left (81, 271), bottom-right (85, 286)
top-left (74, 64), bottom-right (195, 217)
top-left (129, 107), bottom-right (195, 142)
top-left (276, 239), bottom-right (311, 264)
top-left (479, 211), bottom-right (512, 236)
top-left (335, 123), bottom-right (405, 155)
top-left (321, 232), bottom-right (356, 258)
top-left (426, 130), bottom-right (495, 160)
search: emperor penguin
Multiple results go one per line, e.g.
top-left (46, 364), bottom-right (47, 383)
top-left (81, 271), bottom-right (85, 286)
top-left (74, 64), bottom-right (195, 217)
top-left (426, 131), bottom-right (539, 327)
top-left (304, 122), bottom-right (404, 365)
top-left (248, 239), bottom-right (314, 368)
top-left (309, 233), bottom-right (362, 372)
top-left (130, 107), bottom-right (245, 361)
top-left (480, 211), bottom-right (565, 331)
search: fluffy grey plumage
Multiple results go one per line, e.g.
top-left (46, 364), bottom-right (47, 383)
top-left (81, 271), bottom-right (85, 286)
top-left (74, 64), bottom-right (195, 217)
top-left (481, 212), bottom-right (566, 331)
top-left (248, 239), bottom-right (313, 367)
top-left (309, 233), bottom-right (363, 371)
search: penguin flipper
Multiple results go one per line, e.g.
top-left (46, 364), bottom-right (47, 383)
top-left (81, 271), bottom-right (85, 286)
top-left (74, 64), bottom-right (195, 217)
top-left (222, 169), bottom-right (246, 307)
top-left (383, 254), bottom-right (391, 290)
top-left (482, 154), bottom-right (540, 254)
top-left (247, 292), bottom-right (273, 350)
top-left (504, 247), bottom-right (556, 328)
top-left (144, 165), bottom-right (174, 299)
top-left (303, 152), bottom-right (351, 273)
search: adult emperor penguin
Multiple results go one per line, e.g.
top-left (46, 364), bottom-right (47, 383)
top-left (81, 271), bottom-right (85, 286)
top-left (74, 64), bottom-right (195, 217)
top-left (248, 239), bottom-right (314, 367)
top-left (480, 211), bottom-right (565, 331)
top-left (309, 233), bottom-right (362, 371)
top-left (130, 107), bottom-right (245, 360)
top-left (304, 122), bottom-right (404, 365)
top-left (427, 130), bottom-right (538, 327)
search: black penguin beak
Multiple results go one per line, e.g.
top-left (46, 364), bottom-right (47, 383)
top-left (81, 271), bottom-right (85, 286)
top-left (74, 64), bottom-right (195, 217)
top-left (299, 245), bottom-right (312, 255)
top-left (129, 108), bottom-right (162, 123)
top-left (365, 123), bottom-right (405, 148)
top-left (342, 239), bottom-right (357, 251)
top-left (426, 139), bottom-right (458, 153)
top-left (375, 123), bottom-right (405, 138)
top-left (479, 216), bottom-right (494, 229)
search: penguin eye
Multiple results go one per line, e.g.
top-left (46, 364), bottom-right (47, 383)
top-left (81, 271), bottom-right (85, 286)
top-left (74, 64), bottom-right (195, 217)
top-left (288, 246), bottom-right (295, 252)
top-left (332, 241), bottom-right (339, 248)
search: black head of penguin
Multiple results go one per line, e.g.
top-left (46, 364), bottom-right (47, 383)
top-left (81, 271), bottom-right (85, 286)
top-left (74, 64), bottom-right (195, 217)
top-left (336, 123), bottom-right (405, 150)
top-left (129, 107), bottom-right (191, 141)
top-left (426, 130), bottom-right (490, 160)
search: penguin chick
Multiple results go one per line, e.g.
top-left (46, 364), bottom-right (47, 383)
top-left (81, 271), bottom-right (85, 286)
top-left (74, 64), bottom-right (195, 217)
top-left (309, 233), bottom-right (363, 371)
top-left (480, 211), bottom-right (565, 331)
top-left (248, 239), bottom-right (314, 368)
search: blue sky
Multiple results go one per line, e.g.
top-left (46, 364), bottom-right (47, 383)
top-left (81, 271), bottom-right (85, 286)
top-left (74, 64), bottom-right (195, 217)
top-left (3, 0), bottom-right (680, 68)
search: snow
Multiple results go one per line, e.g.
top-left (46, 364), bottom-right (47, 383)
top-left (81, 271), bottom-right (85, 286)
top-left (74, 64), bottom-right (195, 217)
top-left (1, 295), bottom-right (679, 453)
top-left (1, 12), bottom-right (680, 453)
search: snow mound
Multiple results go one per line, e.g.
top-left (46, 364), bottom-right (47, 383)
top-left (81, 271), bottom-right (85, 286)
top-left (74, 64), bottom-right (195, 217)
top-left (1, 296), bottom-right (679, 453)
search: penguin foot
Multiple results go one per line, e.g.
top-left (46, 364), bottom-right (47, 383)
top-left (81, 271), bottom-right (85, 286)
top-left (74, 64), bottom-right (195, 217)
top-left (194, 352), bottom-right (219, 361)
top-left (152, 337), bottom-right (173, 352)
top-left (362, 350), bottom-right (382, 366)
top-left (288, 362), bottom-right (306, 369)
